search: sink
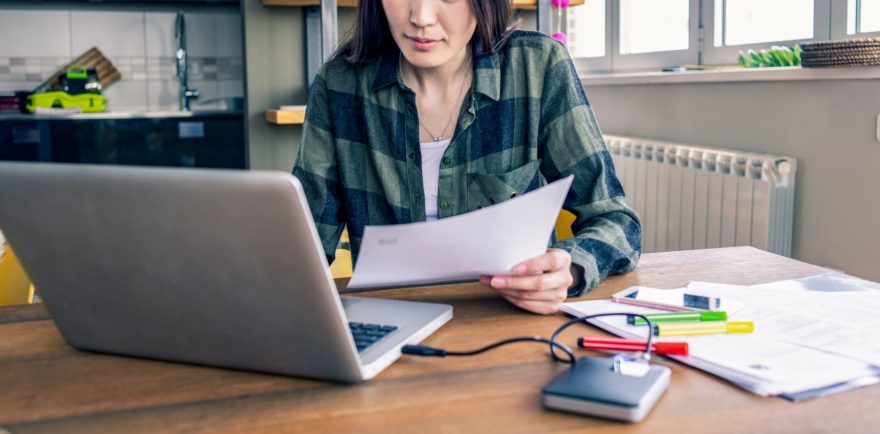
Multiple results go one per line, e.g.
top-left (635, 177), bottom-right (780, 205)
top-left (196, 96), bottom-right (244, 112)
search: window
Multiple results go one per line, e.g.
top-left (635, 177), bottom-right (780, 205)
top-left (619, 0), bottom-right (690, 54)
top-left (568, 0), bottom-right (868, 73)
top-left (567, 0), bottom-right (694, 71)
top-left (568, 0), bottom-right (605, 58)
top-left (568, 0), bottom-right (612, 72)
top-left (611, 0), bottom-right (698, 71)
top-left (715, 0), bottom-right (814, 47)
top-left (849, 0), bottom-right (880, 34)
top-left (702, 0), bottom-right (829, 65)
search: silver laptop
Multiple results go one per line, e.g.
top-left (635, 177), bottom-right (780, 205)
top-left (0, 162), bottom-right (452, 383)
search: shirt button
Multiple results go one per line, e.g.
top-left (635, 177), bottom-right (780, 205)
top-left (439, 201), bottom-right (449, 209)
top-left (442, 157), bottom-right (451, 165)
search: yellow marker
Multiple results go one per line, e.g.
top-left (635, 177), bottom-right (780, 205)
top-left (652, 321), bottom-right (754, 337)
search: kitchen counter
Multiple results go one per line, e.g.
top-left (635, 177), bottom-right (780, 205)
top-left (0, 110), bottom-right (243, 121)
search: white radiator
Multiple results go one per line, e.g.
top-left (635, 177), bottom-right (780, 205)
top-left (605, 135), bottom-right (796, 256)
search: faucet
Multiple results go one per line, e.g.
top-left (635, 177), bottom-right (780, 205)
top-left (175, 11), bottom-right (198, 111)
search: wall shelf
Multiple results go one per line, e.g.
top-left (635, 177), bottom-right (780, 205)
top-left (263, 0), bottom-right (584, 10)
top-left (266, 106), bottom-right (306, 125)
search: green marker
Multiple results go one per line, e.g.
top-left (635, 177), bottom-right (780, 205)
top-left (627, 311), bottom-right (727, 326)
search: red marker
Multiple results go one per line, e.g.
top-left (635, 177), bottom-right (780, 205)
top-left (577, 336), bottom-right (689, 356)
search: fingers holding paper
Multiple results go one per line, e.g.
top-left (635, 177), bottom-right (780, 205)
top-left (480, 248), bottom-right (573, 315)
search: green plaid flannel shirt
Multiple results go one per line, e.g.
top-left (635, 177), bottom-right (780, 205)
top-left (293, 30), bottom-right (641, 296)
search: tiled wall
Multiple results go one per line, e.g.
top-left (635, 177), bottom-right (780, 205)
top-left (0, 6), bottom-right (243, 112)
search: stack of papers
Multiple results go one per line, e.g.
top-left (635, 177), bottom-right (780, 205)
top-left (561, 273), bottom-right (880, 401)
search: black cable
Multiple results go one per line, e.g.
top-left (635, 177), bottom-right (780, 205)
top-left (403, 336), bottom-right (576, 364)
top-left (548, 313), bottom-right (655, 363)
top-left (402, 312), bottom-right (656, 364)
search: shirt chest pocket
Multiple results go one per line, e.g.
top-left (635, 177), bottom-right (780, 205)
top-left (467, 159), bottom-right (544, 211)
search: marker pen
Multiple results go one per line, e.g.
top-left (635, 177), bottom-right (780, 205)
top-left (628, 311), bottom-right (727, 325)
top-left (653, 321), bottom-right (754, 337)
top-left (578, 336), bottom-right (690, 356)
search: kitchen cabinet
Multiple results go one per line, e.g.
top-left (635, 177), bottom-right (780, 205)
top-left (0, 112), bottom-right (246, 169)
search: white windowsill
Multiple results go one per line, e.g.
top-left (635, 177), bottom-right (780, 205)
top-left (580, 66), bottom-right (880, 86)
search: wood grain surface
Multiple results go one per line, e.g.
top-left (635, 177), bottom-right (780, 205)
top-left (1, 247), bottom-right (876, 433)
top-left (265, 107), bottom-right (306, 125)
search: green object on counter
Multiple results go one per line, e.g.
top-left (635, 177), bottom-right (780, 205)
top-left (627, 311), bottom-right (728, 325)
top-left (739, 45), bottom-right (801, 68)
top-left (26, 91), bottom-right (106, 113)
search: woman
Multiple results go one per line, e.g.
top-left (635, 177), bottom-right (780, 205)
top-left (294, 0), bottom-right (641, 314)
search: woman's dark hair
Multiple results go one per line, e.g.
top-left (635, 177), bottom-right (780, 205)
top-left (334, 0), bottom-right (515, 63)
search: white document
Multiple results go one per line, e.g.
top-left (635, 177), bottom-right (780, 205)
top-left (347, 176), bottom-right (573, 289)
top-left (688, 275), bottom-right (880, 367)
top-left (560, 297), bottom-right (880, 398)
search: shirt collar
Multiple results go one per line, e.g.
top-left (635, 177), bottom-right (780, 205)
top-left (371, 49), bottom-right (400, 91)
top-left (371, 43), bottom-right (502, 101)
top-left (473, 46), bottom-right (501, 102)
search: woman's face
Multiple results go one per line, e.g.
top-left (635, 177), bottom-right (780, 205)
top-left (382, 0), bottom-right (478, 70)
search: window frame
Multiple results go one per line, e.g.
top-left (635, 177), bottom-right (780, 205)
top-left (570, 0), bottom-right (878, 74)
top-left (832, 0), bottom-right (880, 39)
top-left (610, 0), bottom-right (701, 71)
top-left (701, 0), bottom-right (832, 66)
top-left (570, 0), bottom-right (613, 73)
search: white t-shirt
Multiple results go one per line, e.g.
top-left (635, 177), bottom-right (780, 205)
top-left (420, 138), bottom-right (453, 221)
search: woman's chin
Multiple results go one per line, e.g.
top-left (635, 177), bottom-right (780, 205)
top-left (401, 48), bottom-right (463, 70)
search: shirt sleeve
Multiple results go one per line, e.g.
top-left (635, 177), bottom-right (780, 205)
top-left (537, 41), bottom-right (642, 297)
top-left (292, 68), bottom-right (346, 265)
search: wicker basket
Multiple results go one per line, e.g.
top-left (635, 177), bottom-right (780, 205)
top-left (800, 38), bottom-right (880, 68)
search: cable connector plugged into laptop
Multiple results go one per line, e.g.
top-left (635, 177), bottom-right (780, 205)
top-left (402, 345), bottom-right (448, 357)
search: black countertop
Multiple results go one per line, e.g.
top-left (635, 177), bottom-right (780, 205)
top-left (0, 110), bottom-right (243, 121)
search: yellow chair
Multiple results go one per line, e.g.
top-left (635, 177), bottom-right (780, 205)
top-left (327, 211), bottom-right (577, 279)
top-left (329, 228), bottom-right (353, 279)
top-left (555, 209), bottom-right (576, 241)
top-left (0, 240), bottom-right (35, 306)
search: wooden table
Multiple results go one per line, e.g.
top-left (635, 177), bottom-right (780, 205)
top-left (1, 247), bottom-right (876, 433)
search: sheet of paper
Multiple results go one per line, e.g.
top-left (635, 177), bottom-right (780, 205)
top-left (688, 276), bottom-right (880, 367)
top-left (347, 176), bottom-right (573, 289)
top-left (751, 272), bottom-right (880, 292)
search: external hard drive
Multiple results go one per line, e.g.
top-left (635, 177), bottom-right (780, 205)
top-left (542, 356), bottom-right (670, 422)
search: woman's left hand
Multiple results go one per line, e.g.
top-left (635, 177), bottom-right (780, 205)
top-left (479, 248), bottom-right (573, 315)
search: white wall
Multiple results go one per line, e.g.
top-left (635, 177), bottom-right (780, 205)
top-left (242, 0), bottom-right (305, 171)
top-left (583, 78), bottom-right (880, 281)
top-left (0, 4), bottom-right (243, 112)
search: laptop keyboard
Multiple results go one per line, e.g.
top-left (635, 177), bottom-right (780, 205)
top-left (349, 322), bottom-right (398, 352)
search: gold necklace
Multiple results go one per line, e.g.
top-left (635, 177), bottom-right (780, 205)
top-left (398, 56), bottom-right (471, 142)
